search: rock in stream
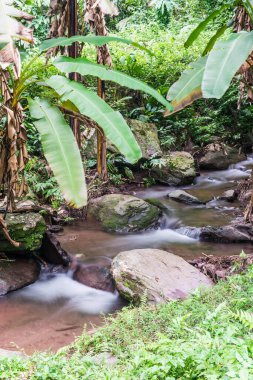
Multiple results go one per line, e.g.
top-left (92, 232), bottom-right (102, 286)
top-left (89, 194), bottom-right (161, 233)
top-left (111, 249), bottom-right (212, 304)
top-left (150, 152), bottom-right (196, 186)
top-left (0, 257), bottom-right (40, 296)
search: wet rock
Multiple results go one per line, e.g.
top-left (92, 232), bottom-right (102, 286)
top-left (0, 213), bottom-right (46, 252)
top-left (89, 194), bottom-right (161, 233)
top-left (48, 225), bottom-right (64, 233)
top-left (127, 119), bottom-right (162, 159)
top-left (168, 190), bottom-right (202, 205)
top-left (111, 249), bottom-right (212, 304)
top-left (73, 264), bottom-right (115, 293)
top-left (199, 224), bottom-right (253, 243)
top-left (16, 200), bottom-right (41, 212)
top-left (150, 152), bottom-right (196, 186)
top-left (0, 257), bottom-right (40, 295)
top-left (219, 190), bottom-right (236, 202)
top-left (198, 144), bottom-right (246, 170)
top-left (40, 232), bottom-right (72, 266)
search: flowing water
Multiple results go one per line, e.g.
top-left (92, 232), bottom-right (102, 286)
top-left (1, 156), bottom-right (253, 354)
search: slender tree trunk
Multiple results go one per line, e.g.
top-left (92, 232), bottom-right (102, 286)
top-left (97, 78), bottom-right (107, 178)
top-left (68, 0), bottom-right (81, 147)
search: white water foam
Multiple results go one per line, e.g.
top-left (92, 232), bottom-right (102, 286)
top-left (16, 275), bottom-right (119, 315)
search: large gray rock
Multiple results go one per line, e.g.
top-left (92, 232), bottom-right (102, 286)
top-left (168, 190), bottom-right (202, 205)
top-left (127, 119), bottom-right (162, 159)
top-left (199, 144), bottom-right (246, 170)
top-left (111, 249), bottom-right (212, 304)
top-left (151, 152), bottom-right (196, 186)
top-left (89, 194), bottom-right (161, 233)
top-left (0, 258), bottom-right (40, 295)
top-left (200, 224), bottom-right (253, 243)
top-left (0, 213), bottom-right (46, 252)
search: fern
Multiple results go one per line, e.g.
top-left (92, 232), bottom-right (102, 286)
top-left (233, 310), bottom-right (253, 330)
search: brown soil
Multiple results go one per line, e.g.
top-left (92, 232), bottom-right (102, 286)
top-left (189, 253), bottom-right (253, 282)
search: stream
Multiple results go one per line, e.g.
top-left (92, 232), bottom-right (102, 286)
top-left (1, 156), bottom-right (253, 354)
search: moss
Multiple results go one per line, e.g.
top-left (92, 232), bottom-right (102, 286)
top-left (0, 213), bottom-right (46, 252)
top-left (90, 194), bottom-right (161, 233)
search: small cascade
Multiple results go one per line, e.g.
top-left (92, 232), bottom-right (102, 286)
top-left (176, 227), bottom-right (201, 240)
top-left (15, 274), bottom-right (120, 315)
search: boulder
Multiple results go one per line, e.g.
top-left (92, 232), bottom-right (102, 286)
top-left (73, 264), bottom-right (115, 293)
top-left (168, 190), bottom-right (202, 205)
top-left (0, 213), bottom-right (46, 252)
top-left (219, 190), bottom-right (236, 202)
top-left (111, 249), bottom-right (212, 304)
top-left (150, 152), bottom-right (196, 186)
top-left (127, 119), bottom-right (162, 159)
top-left (198, 144), bottom-right (246, 170)
top-left (0, 257), bottom-right (40, 295)
top-left (39, 232), bottom-right (72, 266)
top-left (199, 224), bottom-right (253, 243)
top-left (89, 194), bottom-right (161, 233)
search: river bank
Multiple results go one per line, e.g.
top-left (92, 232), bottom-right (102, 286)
top-left (1, 265), bottom-right (253, 379)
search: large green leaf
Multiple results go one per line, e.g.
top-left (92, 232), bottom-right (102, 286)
top-left (185, 5), bottom-right (230, 48)
top-left (165, 56), bottom-right (207, 116)
top-left (46, 76), bottom-right (142, 164)
top-left (53, 57), bottom-right (173, 112)
top-left (39, 35), bottom-right (153, 56)
top-left (202, 31), bottom-right (253, 98)
top-left (29, 98), bottom-right (87, 208)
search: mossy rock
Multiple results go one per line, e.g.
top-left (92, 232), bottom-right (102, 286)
top-left (127, 119), bottom-right (162, 159)
top-left (151, 152), bottom-right (196, 186)
top-left (89, 194), bottom-right (162, 233)
top-left (0, 213), bottom-right (46, 252)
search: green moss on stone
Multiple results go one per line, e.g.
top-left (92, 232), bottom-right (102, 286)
top-left (90, 194), bottom-right (161, 233)
top-left (0, 213), bottom-right (46, 252)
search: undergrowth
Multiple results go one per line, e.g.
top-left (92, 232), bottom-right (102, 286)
top-left (2, 266), bottom-right (253, 379)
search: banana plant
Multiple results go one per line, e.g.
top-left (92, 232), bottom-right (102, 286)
top-left (0, 1), bottom-right (173, 212)
top-left (165, 1), bottom-right (253, 116)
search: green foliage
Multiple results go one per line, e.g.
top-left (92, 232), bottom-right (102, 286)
top-left (184, 4), bottom-right (231, 48)
top-left (25, 157), bottom-right (63, 205)
top-left (14, 0), bottom-right (49, 43)
top-left (29, 98), bottom-right (87, 208)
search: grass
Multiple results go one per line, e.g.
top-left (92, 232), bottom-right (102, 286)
top-left (2, 267), bottom-right (253, 379)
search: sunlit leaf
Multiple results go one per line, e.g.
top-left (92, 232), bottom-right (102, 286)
top-left (39, 35), bottom-right (153, 56)
top-left (29, 98), bottom-right (87, 208)
top-left (46, 76), bottom-right (142, 164)
top-left (165, 56), bottom-right (207, 116)
top-left (53, 56), bottom-right (173, 112)
top-left (202, 31), bottom-right (253, 98)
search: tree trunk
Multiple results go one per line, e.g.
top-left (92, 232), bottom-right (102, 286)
top-left (97, 78), bottom-right (107, 179)
top-left (68, 0), bottom-right (81, 147)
